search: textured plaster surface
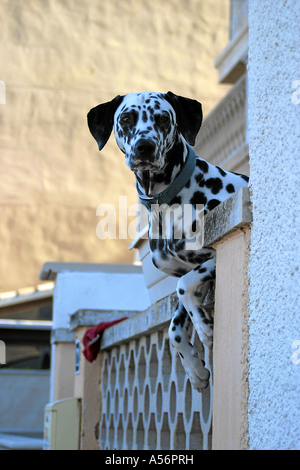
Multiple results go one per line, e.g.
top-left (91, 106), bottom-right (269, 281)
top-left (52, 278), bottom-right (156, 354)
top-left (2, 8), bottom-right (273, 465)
top-left (248, 0), bottom-right (300, 450)
top-left (53, 271), bottom-right (150, 329)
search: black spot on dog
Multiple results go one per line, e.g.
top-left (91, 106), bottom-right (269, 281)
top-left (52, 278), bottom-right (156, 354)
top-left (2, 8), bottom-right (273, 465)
top-left (194, 253), bottom-right (213, 264)
top-left (226, 183), bottom-right (235, 193)
top-left (173, 268), bottom-right (188, 277)
top-left (195, 173), bottom-right (204, 186)
top-left (197, 267), bottom-right (207, 273)
top-left (175, 336), bottom-right (181, 343)
top-left (206, 199), bottom-right (221, 211)
top-left (205, 177), bottom-right (223, 194)
top-left (178, 288), bottom-right (185, 295)
top-left (149, 238), bottom-right (158, 251)
top-left (173, 311), bottom-right (186, 328)
top-left (189, 191), bottom-right (207, 205)
top-left (171, 195), bottom-right (182, 205)
top-left (194, 290), bottom-right (202, 298)
top-left (232, 172), bottom-right (249, 183)
top-left (217, 166), bottom-right (227, 177)
top-left (157, 238), bottom-right (165, 251)
top-left (196, 159), bottom-right (209, 173)
top-left (197, 307), bottom-right (206, 318)
top-left (201, 273), bottom-right (215, 283)
top-left (186, 252), bottom-right (198, 263)
top-left (142, 110), bottom-right (147, 123)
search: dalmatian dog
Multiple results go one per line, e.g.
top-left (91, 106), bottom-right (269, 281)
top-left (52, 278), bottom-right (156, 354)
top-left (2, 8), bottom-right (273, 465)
top-left (87, 92), bottom-right (249, 392)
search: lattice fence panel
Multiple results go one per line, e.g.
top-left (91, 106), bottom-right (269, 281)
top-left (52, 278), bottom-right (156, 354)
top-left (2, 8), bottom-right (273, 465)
top-left (99, 325), bottom-right (212, 450)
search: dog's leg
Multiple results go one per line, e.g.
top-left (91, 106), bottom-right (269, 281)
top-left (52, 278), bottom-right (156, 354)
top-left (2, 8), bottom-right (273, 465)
top-left (176, 257), bottom-right (216, 349)
top-left (168, 301), bottom-right (210, 392)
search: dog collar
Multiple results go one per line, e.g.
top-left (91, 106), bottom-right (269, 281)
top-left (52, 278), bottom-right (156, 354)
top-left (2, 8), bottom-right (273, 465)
top-left (137, 145), bottom-right (196, 210)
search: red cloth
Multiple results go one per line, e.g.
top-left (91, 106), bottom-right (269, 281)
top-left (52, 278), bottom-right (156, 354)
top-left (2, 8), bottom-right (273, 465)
top-left (82, 318), bottom-right (127, 362)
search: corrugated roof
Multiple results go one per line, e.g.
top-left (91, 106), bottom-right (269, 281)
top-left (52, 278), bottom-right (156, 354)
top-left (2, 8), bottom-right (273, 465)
top-left (0, 282), bottom-right (54, 309)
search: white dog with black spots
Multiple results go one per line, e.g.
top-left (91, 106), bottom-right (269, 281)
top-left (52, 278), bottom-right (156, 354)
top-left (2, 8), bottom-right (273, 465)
top-left (88, 91), bottom-right (249, 392)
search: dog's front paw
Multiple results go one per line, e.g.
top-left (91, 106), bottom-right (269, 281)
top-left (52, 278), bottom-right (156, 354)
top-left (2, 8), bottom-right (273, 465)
top-left (197, 324), bottom-right (213, 349)
top-left (180, 348), bottom-right (210, 393)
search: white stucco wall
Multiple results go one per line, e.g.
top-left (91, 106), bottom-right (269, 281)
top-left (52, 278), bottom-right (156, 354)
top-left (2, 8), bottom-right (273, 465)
top-left (248, 0), bottom-right (300, 450)
top-left (53, 270), bottom-right (150, 330)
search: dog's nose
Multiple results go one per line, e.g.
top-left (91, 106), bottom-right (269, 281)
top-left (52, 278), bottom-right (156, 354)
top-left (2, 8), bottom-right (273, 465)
top-left (135, 139), bottom-right (156, 159)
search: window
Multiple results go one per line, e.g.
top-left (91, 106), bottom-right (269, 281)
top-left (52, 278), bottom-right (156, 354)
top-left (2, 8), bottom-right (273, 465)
top-left (0, 295), bottom-right (52, 370)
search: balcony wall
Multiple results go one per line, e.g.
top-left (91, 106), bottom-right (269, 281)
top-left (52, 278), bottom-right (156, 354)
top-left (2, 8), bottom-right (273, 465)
top-left (63, 188), bottom-right (252, 450)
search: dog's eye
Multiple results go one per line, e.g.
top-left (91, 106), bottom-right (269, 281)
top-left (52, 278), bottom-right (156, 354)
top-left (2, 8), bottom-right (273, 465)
top-left (161, 114), bottom-right (169, 122)
top-left (120, 114), bottom-right (131, 124)
top-left (155, 113), bottom-right (170, 124)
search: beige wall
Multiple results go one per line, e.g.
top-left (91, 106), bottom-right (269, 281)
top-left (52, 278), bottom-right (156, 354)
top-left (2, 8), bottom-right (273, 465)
top-left (0, 0), bottom-right (230, 291)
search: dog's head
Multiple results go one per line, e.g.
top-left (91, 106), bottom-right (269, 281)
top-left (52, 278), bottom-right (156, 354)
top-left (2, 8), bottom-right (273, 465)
top-left (87, 91), bottom-right (202, 172)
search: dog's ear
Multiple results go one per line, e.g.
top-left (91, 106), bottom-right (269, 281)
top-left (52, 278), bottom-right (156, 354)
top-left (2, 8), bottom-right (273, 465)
top-left (87, 95), bottom-right (124, 150)
top-left (164, 91), bottom-right (202, 146)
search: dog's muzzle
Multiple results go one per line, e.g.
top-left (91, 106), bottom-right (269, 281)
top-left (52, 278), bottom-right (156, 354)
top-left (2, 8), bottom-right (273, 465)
top-left (130, 139), bottom-right (159, 170)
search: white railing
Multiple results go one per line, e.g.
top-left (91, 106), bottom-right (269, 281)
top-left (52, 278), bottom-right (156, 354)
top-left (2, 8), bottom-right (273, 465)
top-left (99, 295), bottom-right (213, 450)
